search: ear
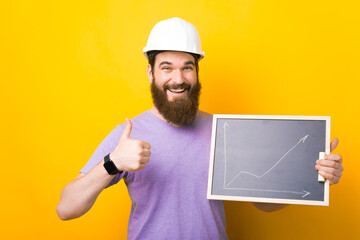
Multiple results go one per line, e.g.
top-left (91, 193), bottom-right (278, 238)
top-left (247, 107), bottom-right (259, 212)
top-left (146, 64), bottom-right (153, 83)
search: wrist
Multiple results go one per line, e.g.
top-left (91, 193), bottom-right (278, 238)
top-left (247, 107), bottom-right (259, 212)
top-left (103, 153), bottom-right (123, 175)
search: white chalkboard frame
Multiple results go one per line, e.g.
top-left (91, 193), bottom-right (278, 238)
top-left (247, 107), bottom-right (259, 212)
top-left (207, 114), bottom-right (330, 206)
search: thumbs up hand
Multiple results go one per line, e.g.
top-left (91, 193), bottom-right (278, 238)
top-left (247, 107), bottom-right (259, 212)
top-left (110, 118), bottom-right (151, 172)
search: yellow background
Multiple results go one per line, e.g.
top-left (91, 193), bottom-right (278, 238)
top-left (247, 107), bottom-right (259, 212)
top-left (1, 0), bottom-right (359, 239)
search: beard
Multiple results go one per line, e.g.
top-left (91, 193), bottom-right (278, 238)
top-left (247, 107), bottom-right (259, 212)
top-left (150, 78), bottom-right (201, 126)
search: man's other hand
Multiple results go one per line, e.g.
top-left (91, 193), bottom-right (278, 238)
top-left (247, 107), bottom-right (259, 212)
top-left (315, 137), bottom-right (344, 185)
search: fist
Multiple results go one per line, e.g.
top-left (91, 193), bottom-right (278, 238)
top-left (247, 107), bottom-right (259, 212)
top-left (110, 118), bottom-right (151, 172)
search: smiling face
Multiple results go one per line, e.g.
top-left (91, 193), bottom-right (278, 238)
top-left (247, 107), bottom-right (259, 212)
top-left (147, 51), bottom-right (201, 126)
top-left (148, 51), bottom-right (198, 101)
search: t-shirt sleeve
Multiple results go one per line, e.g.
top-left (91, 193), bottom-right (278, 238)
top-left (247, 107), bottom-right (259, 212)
top-left (80, 124), bottom-right (126, 187)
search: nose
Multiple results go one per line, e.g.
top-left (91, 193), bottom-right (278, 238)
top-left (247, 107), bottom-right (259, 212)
top-left (171, 69), bottom-right (184, 84)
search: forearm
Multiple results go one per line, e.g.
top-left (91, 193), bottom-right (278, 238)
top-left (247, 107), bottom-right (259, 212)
top-left (57, 159), bottom-right (115, 220)
top-left (252, 202), bottom-right (288, 212)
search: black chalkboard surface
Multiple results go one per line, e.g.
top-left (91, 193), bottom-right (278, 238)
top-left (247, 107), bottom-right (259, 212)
top-left (207, 115), bottom-right (330, 206)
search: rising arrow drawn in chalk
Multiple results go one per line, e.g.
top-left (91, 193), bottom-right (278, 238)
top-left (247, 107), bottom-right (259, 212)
top-left (223, 122), bottom-right (310, 197)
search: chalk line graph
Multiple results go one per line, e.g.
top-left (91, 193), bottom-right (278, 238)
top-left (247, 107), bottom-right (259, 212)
top-left (223, 122), bottom-right (311, 198)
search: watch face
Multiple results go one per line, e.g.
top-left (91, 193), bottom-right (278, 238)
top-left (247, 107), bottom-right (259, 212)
top-left (104, 160), bottom-right (118, 175)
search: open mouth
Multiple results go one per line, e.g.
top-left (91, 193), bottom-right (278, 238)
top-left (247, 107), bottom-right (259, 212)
top-left (168, 88), bottom-right (186, 93)
top-left (165, 83), bottom-right (191, 96)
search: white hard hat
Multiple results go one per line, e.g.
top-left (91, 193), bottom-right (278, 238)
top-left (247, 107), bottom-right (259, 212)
top-left (143, 17), bottom-right (205, 61)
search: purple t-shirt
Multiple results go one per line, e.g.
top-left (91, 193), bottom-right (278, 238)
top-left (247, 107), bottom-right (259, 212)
top-left (81, 110), bottom-right (228, 240)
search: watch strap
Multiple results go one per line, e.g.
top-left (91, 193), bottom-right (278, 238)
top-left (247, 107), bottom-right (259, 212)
top-left (103, 153), bottom-right (123, 175)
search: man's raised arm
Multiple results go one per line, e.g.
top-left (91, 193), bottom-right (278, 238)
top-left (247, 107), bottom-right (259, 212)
top-left (56, 119), bottom-right (151, 220)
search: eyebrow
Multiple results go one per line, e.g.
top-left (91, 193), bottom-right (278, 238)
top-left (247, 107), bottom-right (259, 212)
top-left (158, 61), bottom-right (195, 67)
top-left (184, 61), bottom-right (195, 66)
top-left (159, 61), bottom-right (172, 67)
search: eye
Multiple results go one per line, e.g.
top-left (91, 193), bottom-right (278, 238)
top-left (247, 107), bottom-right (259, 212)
top-left (184, 66), bottom-right (193, 71)
top-left (162, 66), bottom-right (171, 71)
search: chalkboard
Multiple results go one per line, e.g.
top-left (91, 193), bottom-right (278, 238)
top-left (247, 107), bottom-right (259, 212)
top-left (207, 115), bottom-right (330, 206)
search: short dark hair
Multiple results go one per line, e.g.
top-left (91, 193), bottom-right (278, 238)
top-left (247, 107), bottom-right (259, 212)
top-left (147, 51), bottom-right (200, 77)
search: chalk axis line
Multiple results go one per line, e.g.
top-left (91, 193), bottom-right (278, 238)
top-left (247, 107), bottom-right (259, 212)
top-left (222, 122), bottom-right (311, 198)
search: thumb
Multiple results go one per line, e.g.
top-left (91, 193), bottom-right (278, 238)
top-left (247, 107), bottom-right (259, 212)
top-left (120, 118), bottom-right (132, 140)
top-left (330, 137), bottom-right (339, 152)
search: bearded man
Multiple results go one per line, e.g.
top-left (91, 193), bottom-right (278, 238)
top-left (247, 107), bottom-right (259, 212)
top-left (57, 17), bottom-right (344, 240)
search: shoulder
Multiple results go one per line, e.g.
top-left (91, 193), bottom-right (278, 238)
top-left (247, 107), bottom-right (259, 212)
top-left (114, 111), bottom-right (151, 128)
top-left (193, 110), bottom-right (213, 129)
top-left (197, 110), bottom-right (212, 119)
top-left (113, 110), bottom-right (157, 138)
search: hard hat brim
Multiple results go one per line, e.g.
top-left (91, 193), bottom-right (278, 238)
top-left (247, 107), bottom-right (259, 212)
top-left (143, 48), bottom-right (205, 61)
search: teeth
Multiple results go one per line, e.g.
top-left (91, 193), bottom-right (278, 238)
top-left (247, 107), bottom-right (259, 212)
top-left (169, 88), bottom-right (185, 93)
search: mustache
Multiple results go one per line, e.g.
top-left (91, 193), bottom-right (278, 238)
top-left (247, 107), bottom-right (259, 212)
top-left (163, 82), bottom-right (192, 91)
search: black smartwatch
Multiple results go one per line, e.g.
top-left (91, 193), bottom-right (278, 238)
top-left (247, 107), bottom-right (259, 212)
top-left (103, 153), bottom-right (122, 175)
